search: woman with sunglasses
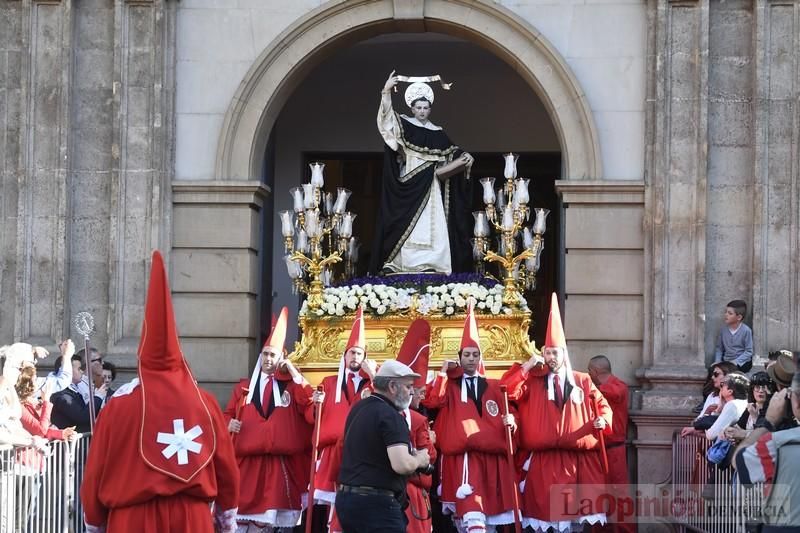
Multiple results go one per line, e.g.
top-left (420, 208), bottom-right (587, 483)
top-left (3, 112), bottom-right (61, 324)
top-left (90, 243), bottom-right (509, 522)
top-left (681, 361), bottom-right (737, 437)
top-left (724, 371), bottom-right (775, 442)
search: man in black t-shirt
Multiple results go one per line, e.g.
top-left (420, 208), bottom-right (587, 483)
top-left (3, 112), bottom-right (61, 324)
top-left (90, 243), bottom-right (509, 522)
top-left (336, 360), bottom-right (432, 533)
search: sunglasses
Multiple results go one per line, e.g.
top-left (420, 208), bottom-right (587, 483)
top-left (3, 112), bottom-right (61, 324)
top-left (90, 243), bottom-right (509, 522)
top-left (712, 371), bottom-right (723, 377)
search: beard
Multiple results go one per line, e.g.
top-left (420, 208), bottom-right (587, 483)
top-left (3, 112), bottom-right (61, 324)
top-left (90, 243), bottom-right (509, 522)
top-left (395, 395), bottom-right (412, 410)
top-left (348, 361), bottom-right (362, 372)
top-left (394, 389), bottom-right (412, 410)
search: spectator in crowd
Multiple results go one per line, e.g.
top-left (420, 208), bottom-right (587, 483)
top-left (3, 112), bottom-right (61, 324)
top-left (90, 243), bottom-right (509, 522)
top-left (336, 360), bottom-right (432, 533)
top-left (101, 362), bottom-right (117, 406)
top-left (587, 355), bottom-right (634, 533)
top-left (0, 347), bottom-right (34, 446)
top-left (767, 351), bottom-right (796, 391)
top-left (51, 354), bottom-right (105, 433)
top-left (42, 339), bottom-right (75, 395)
top-left (305, 306), bottom-right (375, 532)
top-left (16, 366), bottom-right (76, 442)
top-left (713, 299), bottom-right (753, 372)
top-left (394, 319), bottom-right (437, 533)
top-left (733, 372), bottom-right (800, 527)
top-left (704, 372), bottom-right (750, 441)
top-left (424, 304), bottom-right (519, 533)
top-left (76, 347), bottom-right (105, 395)
top-left (224, 307), bottom-right (313, 532)
top-left (81, 250), bottom-right (239, 532)
top-left (724, 371), bottom-right (775, 442)
top-left (501, 294), bottom-right (611, 532)
top-left (684, 361), bottom-right (737, 436)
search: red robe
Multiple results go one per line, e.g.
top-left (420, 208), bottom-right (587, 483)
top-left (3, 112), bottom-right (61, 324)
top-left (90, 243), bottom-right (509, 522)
top-left (422, 369), bottom-right (518, 522)
top-left (304, 371), bottom-right (371, 500)
top-left (223, 374), bottom-right (313, 520)
top-left (596, 375), bottom-right (634, 533)
top-left (80, 386), bottom-right (240, 532)
top-left (405, 409), bottom-right (436, 533)
top-left (501, 363), bottom-right (612, 525)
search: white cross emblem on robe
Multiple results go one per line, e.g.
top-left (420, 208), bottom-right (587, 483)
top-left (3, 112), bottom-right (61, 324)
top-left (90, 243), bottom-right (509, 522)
top-left (156, 419), bottom-right (203, 465)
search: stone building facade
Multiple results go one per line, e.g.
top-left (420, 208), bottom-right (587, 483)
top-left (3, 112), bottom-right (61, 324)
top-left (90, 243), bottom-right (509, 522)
top-left (1, 0), bottom-right (799, 491)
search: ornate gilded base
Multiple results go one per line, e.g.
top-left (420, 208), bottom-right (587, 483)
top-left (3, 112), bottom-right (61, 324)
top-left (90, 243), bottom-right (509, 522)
top-left (293, 310), bottom-right (536, 383)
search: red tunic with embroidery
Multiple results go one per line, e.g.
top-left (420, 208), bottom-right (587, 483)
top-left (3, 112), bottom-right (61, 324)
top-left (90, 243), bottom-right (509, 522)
top-left (500, 363), bottom-right (612, 523)
top-left (304, 372), bottom-right (372, 497)
top-left (422, 369), bottom-right (518, 521)
top-left (405, 409), bottom-right (437, 533)
top-left (80, 386), bottom-right (240, 532)
top-left (224, 374), bottom-right (313, 518)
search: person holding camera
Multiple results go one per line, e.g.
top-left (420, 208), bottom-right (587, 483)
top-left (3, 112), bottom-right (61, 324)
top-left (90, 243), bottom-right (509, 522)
top-left (734, 371), bottom-right (800, 529)
top-left (335, 359), bottom-right (431, 533)
top-left (224, 307), bottom-right (314, 532)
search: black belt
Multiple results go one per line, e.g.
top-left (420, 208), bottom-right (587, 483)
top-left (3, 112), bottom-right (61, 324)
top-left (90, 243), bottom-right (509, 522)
top-left (338, 484), bottom-right (396, 498)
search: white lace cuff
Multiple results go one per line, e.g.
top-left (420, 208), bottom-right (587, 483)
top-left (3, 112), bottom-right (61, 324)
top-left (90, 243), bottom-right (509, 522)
top-left (214, 507), bottom-right (238, 533)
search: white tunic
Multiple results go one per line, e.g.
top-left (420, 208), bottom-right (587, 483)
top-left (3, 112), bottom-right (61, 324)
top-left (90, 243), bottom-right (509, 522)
top-left (377, 98), bottom-right (452, 274)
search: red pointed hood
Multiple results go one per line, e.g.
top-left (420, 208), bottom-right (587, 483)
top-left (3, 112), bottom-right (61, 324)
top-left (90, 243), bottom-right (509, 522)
top-left (545, 293), bottom-right (567, 349)
top-left (459, 302), bottom-right (485, 375)
top-left (345, 306), bottom-right (366, 351)
top-left (395, 319), bottom-right (430, 389)
top-left (137, 251), bottom-right (216, 483)
top-left (336, 306), bottom-right (367, 403)
top-left (460, 302), bottom-right (480, 351)
top-left (263, 307), bottom-right (288, 353)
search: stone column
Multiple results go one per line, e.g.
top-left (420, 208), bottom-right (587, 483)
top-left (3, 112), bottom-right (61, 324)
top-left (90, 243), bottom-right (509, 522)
top-left (11, 0), bottom-right (74, 347)
top-left (752, 0), bottom-right (800, 355)
top-left (105, 0), bottom-right (176, 370)
top-left (635, 0), bottom-right (710, 490)
top-left (0, 1), bottom-right (26, 341)
top-left (703, 1), bottom-right (755, 356)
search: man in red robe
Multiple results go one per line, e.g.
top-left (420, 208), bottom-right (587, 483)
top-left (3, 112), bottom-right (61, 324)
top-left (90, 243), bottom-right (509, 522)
top-left (395, 319), bottom-right (437, 533)
top-left (422, 303), bottom-right (518, 533)
top-left (588, 355), bottom-right (634, 533)
top-left (305, 306), bottom-right (375, 531)
top-left (225, 307), bottom-right (314, 531)
top-left (501, 293), bottom-right (612, 532)
top-left (81, 251), bottom-right (240, 533)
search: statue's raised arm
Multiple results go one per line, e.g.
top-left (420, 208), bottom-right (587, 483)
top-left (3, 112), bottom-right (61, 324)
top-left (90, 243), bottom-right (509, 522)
top-left (369, 73), bottom-right (475, 276)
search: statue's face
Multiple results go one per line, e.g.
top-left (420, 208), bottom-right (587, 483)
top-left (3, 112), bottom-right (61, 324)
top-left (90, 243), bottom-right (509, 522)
top-left (411, 99), bottom-right (431, 123)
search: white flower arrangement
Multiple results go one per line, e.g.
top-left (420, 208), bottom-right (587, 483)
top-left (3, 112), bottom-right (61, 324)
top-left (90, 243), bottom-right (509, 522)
top-left (299, 281), bottom-right (529, 318)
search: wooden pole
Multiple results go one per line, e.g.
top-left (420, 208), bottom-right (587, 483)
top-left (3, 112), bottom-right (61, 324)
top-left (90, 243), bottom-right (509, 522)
top-left (305, 385), bottom-right (324, 533)
top-left (500, 385), bottom-right (522, 533)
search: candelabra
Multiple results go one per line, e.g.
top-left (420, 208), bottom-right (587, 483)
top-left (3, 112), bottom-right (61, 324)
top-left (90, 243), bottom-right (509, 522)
top-left (281, 162), bottom-right (359, 310)
top-left (472, 153), bottom-right (549, 306)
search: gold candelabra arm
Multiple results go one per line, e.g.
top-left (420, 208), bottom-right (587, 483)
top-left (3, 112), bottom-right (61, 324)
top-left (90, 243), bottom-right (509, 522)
top-left (483, 249), bottom-right (511, 270)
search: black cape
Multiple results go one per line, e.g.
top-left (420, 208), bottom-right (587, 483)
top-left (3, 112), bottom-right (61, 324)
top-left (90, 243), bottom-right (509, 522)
top-left (368, 116), bottom-right (473, 274)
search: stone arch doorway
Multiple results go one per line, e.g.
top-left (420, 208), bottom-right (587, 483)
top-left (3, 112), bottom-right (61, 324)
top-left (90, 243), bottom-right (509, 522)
top-left (215, 0), bottom-right (602, 184)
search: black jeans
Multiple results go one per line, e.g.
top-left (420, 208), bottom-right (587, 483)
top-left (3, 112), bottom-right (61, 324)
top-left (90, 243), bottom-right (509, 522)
top-left (335, 491), bottom-right (407, 533)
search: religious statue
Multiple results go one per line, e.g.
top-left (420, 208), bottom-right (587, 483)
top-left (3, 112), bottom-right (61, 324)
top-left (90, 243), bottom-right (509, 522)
top-left (368, 71), bottom-right (475, 275)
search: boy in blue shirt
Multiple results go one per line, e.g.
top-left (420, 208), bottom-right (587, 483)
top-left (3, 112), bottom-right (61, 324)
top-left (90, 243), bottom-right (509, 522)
top-left (713, 299), bottom-right (754, 372)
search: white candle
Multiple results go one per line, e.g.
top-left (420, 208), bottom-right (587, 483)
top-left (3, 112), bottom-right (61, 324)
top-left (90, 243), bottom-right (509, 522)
top-left (310, 162), bottom-right (325, 188)
top-left (291, 188), bottom-right (304, 213)
top-left (279, 211), bottom-right (294, 238)
top-left (480, 177), bottom-right (496, 205)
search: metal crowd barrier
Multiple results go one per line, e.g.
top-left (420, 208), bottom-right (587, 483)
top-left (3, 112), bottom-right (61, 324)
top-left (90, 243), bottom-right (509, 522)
top-left (0, 433), bottom-right (91, 533)
top-left (671, 430), bottom-right (765, 532)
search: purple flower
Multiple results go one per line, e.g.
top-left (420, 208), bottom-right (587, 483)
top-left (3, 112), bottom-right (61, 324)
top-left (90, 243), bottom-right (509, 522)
top-left (333, 272), bottom-right (498, 290)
